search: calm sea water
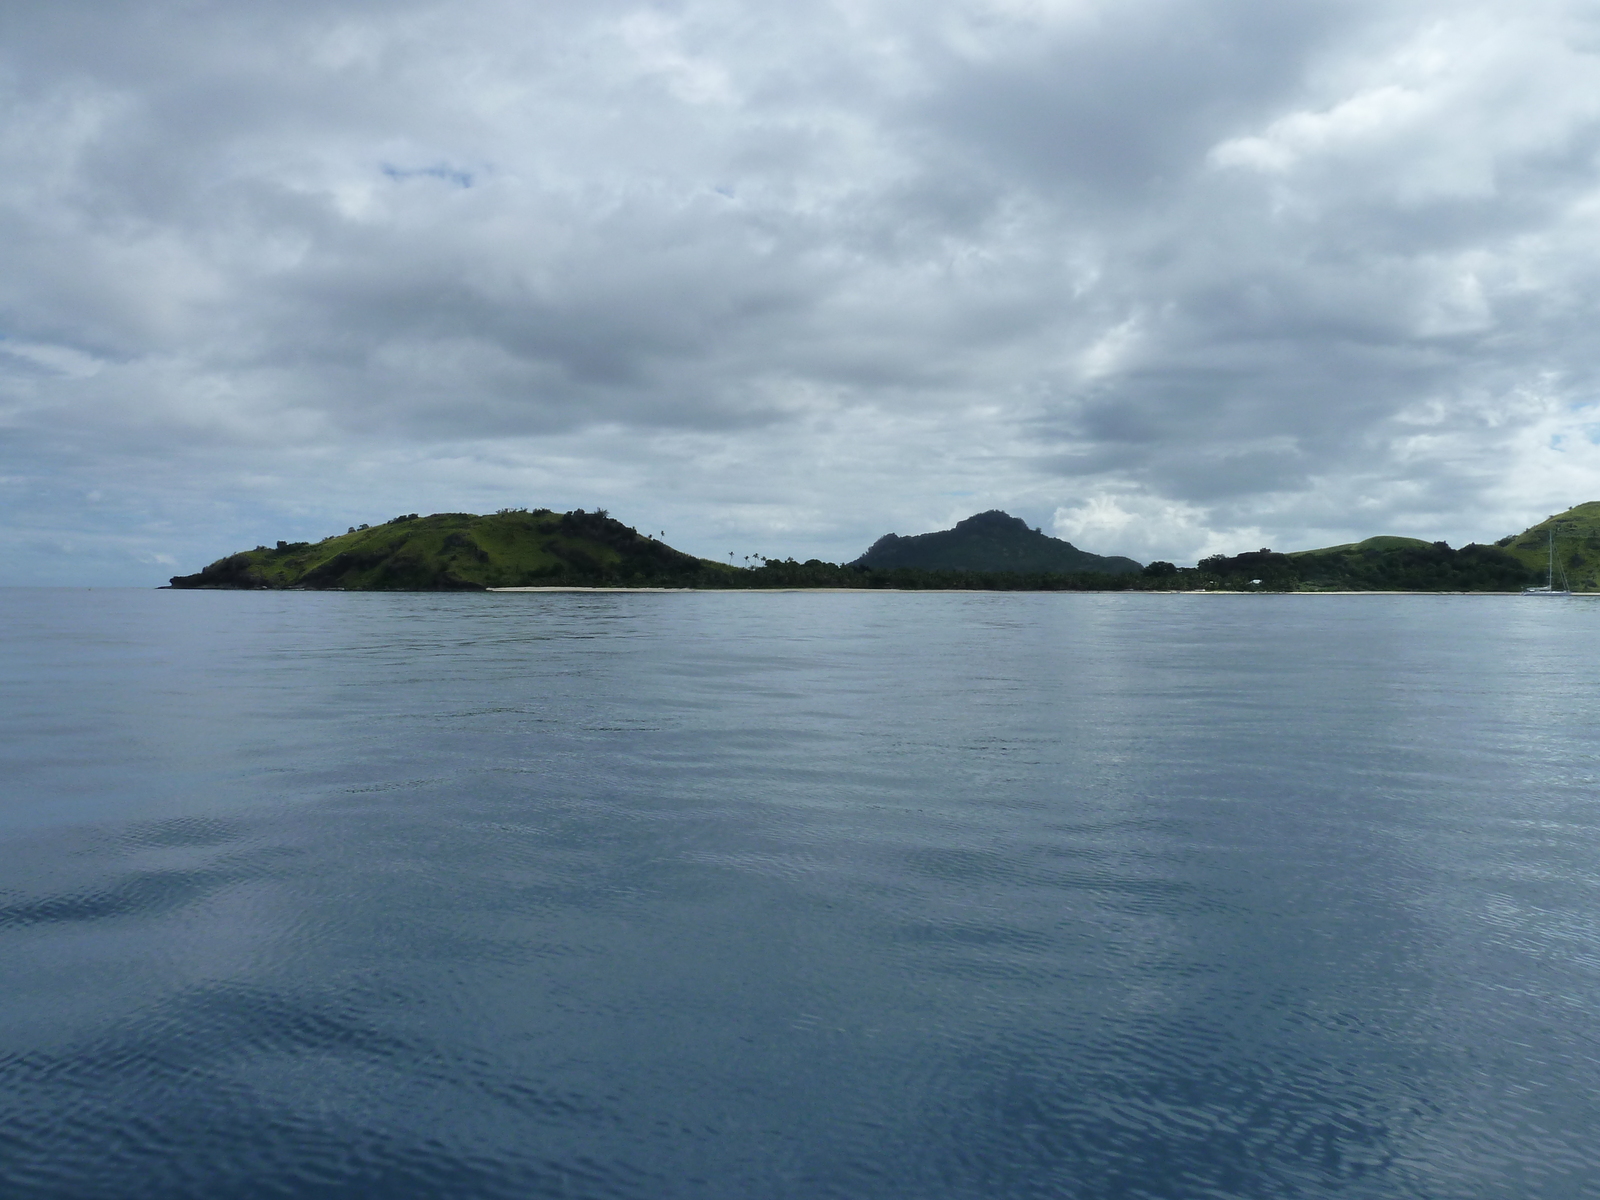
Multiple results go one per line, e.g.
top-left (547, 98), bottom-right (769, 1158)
top-left (3, 589), bottom-right (1599, 1199)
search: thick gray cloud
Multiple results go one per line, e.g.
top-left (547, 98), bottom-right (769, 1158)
top-left (3, 0), bottom-right (1599, 582)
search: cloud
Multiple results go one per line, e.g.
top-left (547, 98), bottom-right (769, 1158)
top-left (2, 0), bottom-right (1599, 582)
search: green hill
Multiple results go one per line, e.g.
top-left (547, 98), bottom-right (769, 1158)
top-left (1181, 514), bottom-right (1600, 593)
top-left (168, 509), bottom-right (724, 590)
top-left (852, 511), bottom-right (1142, 574)
top-left (1492, 501), bottom-right (1600, 591)
top-left (167, 501), bottom-right (1600, 593)
top-left (1190, 540), bottom-right (1535, 592)
top-left (1289, 535), bottom-right (1433, 556)
top-left (1262, 506), bottom-right (1600, 590)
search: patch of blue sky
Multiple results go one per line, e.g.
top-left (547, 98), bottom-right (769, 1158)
top-left (381, 163), bottom-right (474, 188)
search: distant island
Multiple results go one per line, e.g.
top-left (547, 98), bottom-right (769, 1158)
top-left (167, 508), bottom-right (717, 591)
top-left (167, 502), bottom-right (1600, 592)
top-left (853, 511), bottom-right (1141, 574)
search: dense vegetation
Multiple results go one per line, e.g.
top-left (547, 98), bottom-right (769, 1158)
top-left (168, 508), bottom-right (1146, 592)
top-left (717, 558), bottom-right (1145, 591)
top-left (169, 502), bottom-right (1597, 593)
top-left (168, 509), bottom-right (722, 590)
top-left (1169, 539), bottom-right (1538, 592)
top-left (853, 511), bottom-right (1142, 574)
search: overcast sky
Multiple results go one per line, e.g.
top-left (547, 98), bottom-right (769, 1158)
top-left (3, 0), bottom-right (1599, 583)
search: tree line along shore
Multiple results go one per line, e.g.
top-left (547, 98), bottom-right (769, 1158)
top-left (165, 502), bottom-right (1600, 593)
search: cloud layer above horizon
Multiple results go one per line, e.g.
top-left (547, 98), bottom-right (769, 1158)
top-left (4, 0), bottom-right (1600, 581)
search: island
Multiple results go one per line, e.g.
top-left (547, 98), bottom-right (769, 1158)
top-left (853, 511), bottom-right (1141, 574)
top-left (166, 508), bottom-right (718, 591)
top-left (1179, 501), bottom-right (1600, 592)
top-left (167, 503), bottom-right (1600, 592)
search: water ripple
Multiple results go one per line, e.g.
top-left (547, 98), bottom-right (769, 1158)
top-left (2, 590), bottom-right (1599, 1198)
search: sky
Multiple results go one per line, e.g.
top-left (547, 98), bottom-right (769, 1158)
top-left (3, 0), bottom-right (1599, 584)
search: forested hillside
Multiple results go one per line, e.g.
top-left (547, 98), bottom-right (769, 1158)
top-left (853, 511), bottom-right (1142, 574)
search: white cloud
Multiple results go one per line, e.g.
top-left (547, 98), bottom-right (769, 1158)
top-left (2, 0), bottom-right (1599, 583)
top-left (1052, 495), bottom-right (1263, 565)
top-left (1, 341), bottom-right (105, 379)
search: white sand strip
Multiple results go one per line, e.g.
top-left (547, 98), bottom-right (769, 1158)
top-left (487, 586), bottom-right (696, 592)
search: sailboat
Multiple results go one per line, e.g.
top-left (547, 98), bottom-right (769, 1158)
top-left (1523, 528), bottom-right (1571, 595)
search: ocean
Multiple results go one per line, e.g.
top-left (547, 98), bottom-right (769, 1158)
top-left (2, 588), bottom-right (1598, 1198)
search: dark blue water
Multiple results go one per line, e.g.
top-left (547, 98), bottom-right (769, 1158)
top-left (3, 589), bottom-right (1599, 1199)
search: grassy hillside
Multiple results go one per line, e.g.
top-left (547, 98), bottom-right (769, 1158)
top-left (1491, 501), bottom-right (1600, 591)
top-left (168, 509), bottom-right (725, 590)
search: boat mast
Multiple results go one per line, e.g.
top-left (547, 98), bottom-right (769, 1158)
top-left (1549, 528), bottom-right (1555, 590)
